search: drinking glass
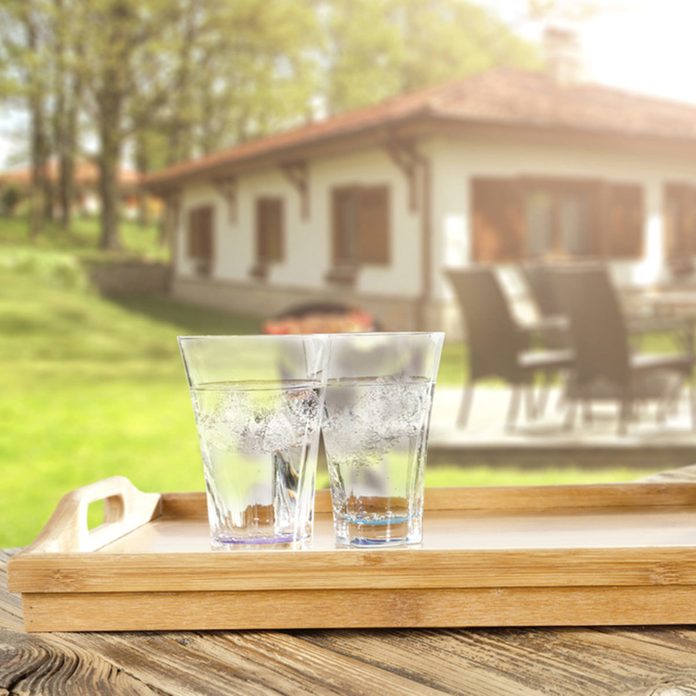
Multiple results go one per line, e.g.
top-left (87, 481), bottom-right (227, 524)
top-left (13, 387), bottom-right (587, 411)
top-left (322, 332), bottom-right (444, 546)
top-left (178, 335), bottom-right (327, 548)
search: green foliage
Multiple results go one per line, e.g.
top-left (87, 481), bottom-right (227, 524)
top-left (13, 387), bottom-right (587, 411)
top-left (0, 184), bottom-right (21, 214)
top-left (0, 246), bottom-right (89, 290)
top-left (323, 0), bottom-right (542, 113)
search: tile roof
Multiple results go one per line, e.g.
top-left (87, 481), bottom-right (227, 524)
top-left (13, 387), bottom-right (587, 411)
top-left (145, 68), bottom-right (696, 188)
top-left (0, 160), bottom-right (140, 187)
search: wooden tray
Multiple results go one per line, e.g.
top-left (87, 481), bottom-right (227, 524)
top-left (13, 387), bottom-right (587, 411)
top-left (9, 475), bottom-right (696, 632)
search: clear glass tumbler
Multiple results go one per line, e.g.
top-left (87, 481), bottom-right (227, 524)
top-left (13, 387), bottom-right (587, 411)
top-left (178, 335), bottom-right (327, 548)
top-left (322, 332), bottom-right (444, 546)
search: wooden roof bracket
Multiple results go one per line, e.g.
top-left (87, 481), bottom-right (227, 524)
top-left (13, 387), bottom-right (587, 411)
top-left (213, 176), bottom-right (238, 224)
top-left (386, 140), bottom-right (420, 213)
top-left (281, 161), bottom-right (310, 221)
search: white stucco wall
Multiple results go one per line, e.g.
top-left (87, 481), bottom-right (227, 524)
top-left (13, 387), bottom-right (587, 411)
top-left (429, 133), bottom-right (696, 304)
top-left (175, 148), bottom-right (421, 299)
top-left (173, 131), bottom-right (696, 335)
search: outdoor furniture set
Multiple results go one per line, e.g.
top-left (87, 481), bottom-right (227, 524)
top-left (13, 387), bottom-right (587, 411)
top-left (448, 263), bottom-right (696, 433)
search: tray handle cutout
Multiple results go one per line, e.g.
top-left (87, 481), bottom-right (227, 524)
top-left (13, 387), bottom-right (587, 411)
top-left (28, 476), bottom-right (162, 553)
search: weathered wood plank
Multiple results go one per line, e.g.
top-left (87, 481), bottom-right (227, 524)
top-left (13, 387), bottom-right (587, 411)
top-left (300, 626), bottom-right (696, 696)
top-left (0, 551), bottom-right (23, 633)
top-left (0, 629), bottom-right (164, 696)
top-left (76, 630), bottom-right (443, 696)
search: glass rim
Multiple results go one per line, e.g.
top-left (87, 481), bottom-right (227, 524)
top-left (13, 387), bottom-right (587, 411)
top-left (322, 331), bottom-right (445, 338)
top-left (178, 331), bottom-right (445, 340)
top-left (177, 334), bottom-right (324, 342)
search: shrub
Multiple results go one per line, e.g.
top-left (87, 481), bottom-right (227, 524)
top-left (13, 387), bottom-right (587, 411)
top-left (0, 247), bottom-right (90, 291)
top-left (0, 185), bottom-right (22, 215)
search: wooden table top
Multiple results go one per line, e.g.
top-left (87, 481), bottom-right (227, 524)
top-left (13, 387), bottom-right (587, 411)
top-left (4, 466), bottom-right (696, 695)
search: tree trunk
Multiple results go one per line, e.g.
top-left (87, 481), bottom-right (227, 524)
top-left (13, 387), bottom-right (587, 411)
top-left (28, 97), bottom-right (48, 239)
top-left (24, 5), bottom-right (48, 238)
top-left (53, 0), bottom-right (77, 229)
top-left (59, 70), bottom-right (82, 228)
top-left (97, 92), bottom-right (122, 250)
top-left (134, 135), bottom-right (149, 228)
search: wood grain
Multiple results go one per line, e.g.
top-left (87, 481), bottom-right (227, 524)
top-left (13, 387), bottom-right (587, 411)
top-left (171, 481), bottom-right (696, 517)
top-left (11, 479), bottom-right (696, 604)
top-left (0, 554), bottom-right (440, 695)
top-left (18, 584), bottom-right (696, 632)
top-left (3, 467), bottom-right (696, 695)
top-left (11, 545), bottom-right (696, 595)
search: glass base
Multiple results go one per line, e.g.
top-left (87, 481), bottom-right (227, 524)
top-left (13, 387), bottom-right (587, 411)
top-left (211, 532), bottom-right (309, 550)
top-left (334, 516), bottom-right (422, 547)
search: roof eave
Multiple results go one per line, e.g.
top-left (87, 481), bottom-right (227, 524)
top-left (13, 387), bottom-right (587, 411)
top-left (421, 114), bottom-right (696, 156)
top-left (142, 110), bottom-right (436, 194)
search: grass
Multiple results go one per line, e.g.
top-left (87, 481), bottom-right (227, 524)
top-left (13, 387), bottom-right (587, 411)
top-left (0, 213), bottom-right (168, 261)
top-left (0, 215), bottom-right (667, 546)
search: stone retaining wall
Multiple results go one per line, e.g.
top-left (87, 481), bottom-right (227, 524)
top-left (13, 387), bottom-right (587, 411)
top-left (84, 260), bottom-right (171, 295)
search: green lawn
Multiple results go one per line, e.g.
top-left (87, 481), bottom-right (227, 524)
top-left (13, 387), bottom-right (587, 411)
top-left (0, 213), bottom-right (168, 261)
top-left (0, 216), bottom-right (663, 546)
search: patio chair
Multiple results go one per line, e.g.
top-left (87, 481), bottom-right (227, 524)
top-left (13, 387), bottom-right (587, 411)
top-left (520, 262), bottom-right (569, 349)
top-left (446, 268), bottom-right (574, 430)
top-left (551, 266), bottom-right (696, 434)
top-left (522, 261), bottom-right (689, 348)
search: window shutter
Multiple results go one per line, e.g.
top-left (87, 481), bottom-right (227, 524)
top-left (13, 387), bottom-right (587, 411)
top-left (472, 178), bottom-right (524, 262)
top-left (256, 198), bottom-right (284, 264)
top-left (357, 185), bottom-right (389, 265)
top-left (187, 209), bottom-right (199, 257)
top-left (187, 206), bottom-right (214, 263)
top-left (666, 184), bottom-right (696, 258)
top-left (604, 184), bottom-right (643, 259)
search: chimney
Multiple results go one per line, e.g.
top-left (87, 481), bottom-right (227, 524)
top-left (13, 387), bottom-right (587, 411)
top-left (543, 25), bottom-right (583, 85)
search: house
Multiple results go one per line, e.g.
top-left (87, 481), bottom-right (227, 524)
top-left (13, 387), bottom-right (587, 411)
top-left (143, 68), bottom-right (696, 336)
top-left (0, 160), bottom-right (150, 219)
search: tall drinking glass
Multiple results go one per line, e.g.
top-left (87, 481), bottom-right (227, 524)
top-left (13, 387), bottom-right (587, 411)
top-left (322, 332), bottom-right (444, 546)
top-left (179, 335), bottom-right (327, 548)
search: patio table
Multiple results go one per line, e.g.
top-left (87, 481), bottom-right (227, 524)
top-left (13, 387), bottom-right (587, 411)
top-left (644, 291), bottom-right (696, 357)
top-left (4, 465), bottom-right (696, 695)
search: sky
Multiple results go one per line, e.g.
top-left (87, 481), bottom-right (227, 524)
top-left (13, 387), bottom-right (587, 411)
top-left (2, 0), bottom-right (696, 168)
top-left (486, 0), bottom-right (696, 103)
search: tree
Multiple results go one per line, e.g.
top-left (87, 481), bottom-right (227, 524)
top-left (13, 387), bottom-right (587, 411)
top-left (50, 0), bottom-right (83, 228)
top-left (0, 0), bottom-right (53, 236)
top-left (320, 0), bottom-right (541, 114)
top-left (78, 0), bottom-right (180, 249)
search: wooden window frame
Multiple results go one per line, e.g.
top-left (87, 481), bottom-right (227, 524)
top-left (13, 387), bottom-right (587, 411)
top-left (471, 176), bottom-right (644, 264)
top-left (252, 196), bottom-right (285, 280)
top-left (665, 182), bottom-right (696, 260)
top-left (328, 184), bottom-right (390, 283)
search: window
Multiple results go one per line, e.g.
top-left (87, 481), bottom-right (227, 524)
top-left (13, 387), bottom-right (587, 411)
top-left (187, 205), bottom-right (214, 276)
top-left (604, 184), bottom-right (643, 258)
top-left (665, 183), bottom-right (696, 259)
top-left (254, 197), bottom-right (284, 276)
top-left (471, 178), bottom-right (524, 262)
top-left (472, 177), bottom-right (643, 262)
top-left (331, 185), bottom-right (390, 270)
